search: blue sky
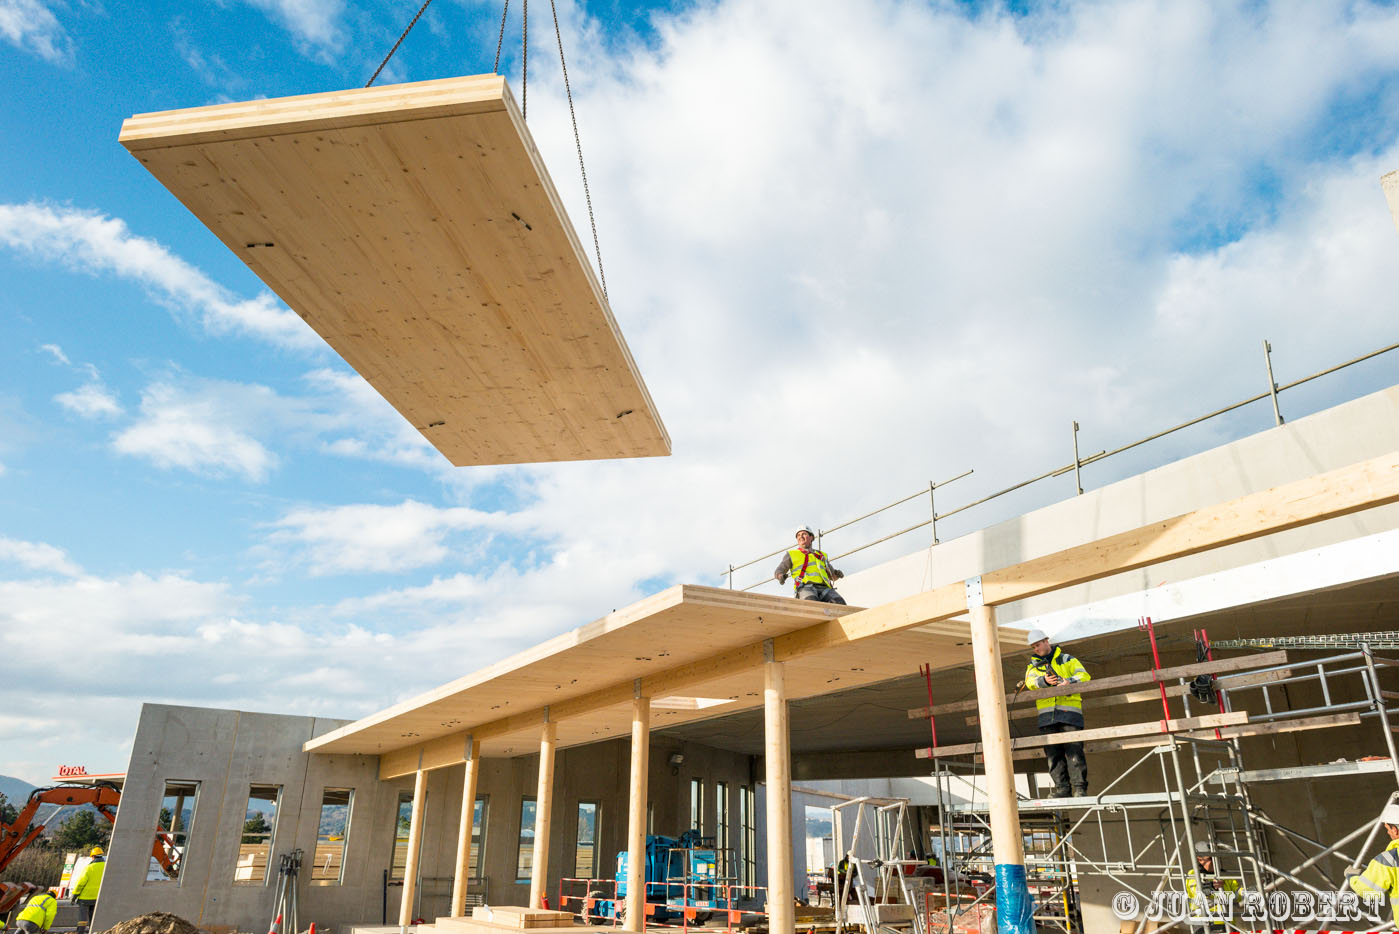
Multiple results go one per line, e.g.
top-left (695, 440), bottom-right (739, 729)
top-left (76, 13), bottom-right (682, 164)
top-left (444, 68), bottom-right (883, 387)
top-left (2, 0), bottom-right (1399, 786)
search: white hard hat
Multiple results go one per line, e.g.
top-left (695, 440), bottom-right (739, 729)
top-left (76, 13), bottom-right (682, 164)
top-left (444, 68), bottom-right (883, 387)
top-left (1195, 841), bottom-right (1212, 854)
top-left (1380, 803), bottom-right (1399, 826)
top-left (1026, 628), bottom-right (1048, 645)
top-left (796, 526), bottom-right (816, 538)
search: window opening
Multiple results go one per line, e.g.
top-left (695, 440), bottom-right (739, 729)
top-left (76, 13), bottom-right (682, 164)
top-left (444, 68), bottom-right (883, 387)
top-left (233, 784), bottom-right (281, 884)
top-left (311, 788), bottom-right (353, 885)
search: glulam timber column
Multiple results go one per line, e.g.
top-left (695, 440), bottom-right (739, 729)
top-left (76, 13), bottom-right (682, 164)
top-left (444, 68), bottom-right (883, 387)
top-left (399, 766), bottom-right (428, 931)
top-left (450, 736), bottom-right (481, 916)
top-left (529, 711), bottom-right (557, 909)
top-left (626, 680), bottom-right (650, 931)
top-left (763, 640), bottom-right (794, 934)
top-left (965, 576), bottom-right (1034, 933)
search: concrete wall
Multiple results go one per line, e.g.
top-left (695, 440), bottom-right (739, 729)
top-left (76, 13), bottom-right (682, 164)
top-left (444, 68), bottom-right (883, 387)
top-left (98, 705), bottom-right (753, 934)
top-left (840, 383), bottom-right (1399, 624)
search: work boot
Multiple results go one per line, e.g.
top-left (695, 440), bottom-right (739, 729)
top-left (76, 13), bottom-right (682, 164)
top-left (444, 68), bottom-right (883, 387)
top-left (1072, 787), bottom-right (1089, 797)
top-left (1051, 787), bottom-right (1072, 799)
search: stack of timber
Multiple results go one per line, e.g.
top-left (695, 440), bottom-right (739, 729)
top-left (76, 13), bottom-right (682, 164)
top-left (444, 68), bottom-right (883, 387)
top-left (118, 75), bottom-right (669, 467)
top-left (431, 908), bottom-right (580, 934)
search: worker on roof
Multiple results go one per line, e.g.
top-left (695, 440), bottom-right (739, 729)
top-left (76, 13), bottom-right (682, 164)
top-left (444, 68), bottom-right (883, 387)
top-left (1347, 803), bottom-right (1399, 927)
top-left (1186, 840), bottom-right (1241, 932)
top-left (1024, 628), bottom-right (1091, 798)
top-left (774, 527), bottom-right (845, 604)
top-left (15, 891), bottom-right (58, 934)
top-left (71, 845), bottom-right (105, 932)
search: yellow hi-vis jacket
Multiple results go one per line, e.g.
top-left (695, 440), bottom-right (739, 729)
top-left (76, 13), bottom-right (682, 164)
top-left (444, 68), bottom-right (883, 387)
top-left (17, 893), bottom-right (58, 930)
top-left (787, 548), bottom-right (835, 589)
top-left (1350, 837), bottom-right (1399, 925)
top-left (1025, 646), bottom-right (1091, 728)
top-left (1185, 867), bottom-right (1242, 901)
top-left (72, 857), bottom-right (105, 901)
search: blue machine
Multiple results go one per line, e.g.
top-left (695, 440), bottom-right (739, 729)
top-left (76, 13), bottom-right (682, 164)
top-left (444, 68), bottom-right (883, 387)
top-left (595, 831), bottom-right (729, 925)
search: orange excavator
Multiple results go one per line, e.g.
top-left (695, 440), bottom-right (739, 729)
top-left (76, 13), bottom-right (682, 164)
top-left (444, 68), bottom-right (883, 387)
top-left (0, 783), bottom-right (180, 918)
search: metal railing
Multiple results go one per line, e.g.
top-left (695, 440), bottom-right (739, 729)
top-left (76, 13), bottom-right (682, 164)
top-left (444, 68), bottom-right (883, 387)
top-left (723, 337), bottom-right (1399, 592)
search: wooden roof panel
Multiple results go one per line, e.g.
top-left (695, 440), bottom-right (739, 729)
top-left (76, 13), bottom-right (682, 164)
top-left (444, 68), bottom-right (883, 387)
top-left (119, 74), bottom-right (669, 466)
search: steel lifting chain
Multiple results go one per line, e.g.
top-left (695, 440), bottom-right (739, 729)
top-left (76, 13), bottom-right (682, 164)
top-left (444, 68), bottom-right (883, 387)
top-left (367, 0), bottom-right (436, 87)
top-left (548, 0), bottom-right (608, 300)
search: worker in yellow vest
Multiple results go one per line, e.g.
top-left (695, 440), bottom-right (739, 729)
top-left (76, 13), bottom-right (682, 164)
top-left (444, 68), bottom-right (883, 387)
top-left (773, 527), bottom-right (845, 604)
top-left (1347, 803), bottom-right (1399, 927)
top-left (1025, 628), bottom-right (1091, 797)
top-left (15, 891), bottom-right (58, 934)
top-left (71, 846), bottom-right (106, 932)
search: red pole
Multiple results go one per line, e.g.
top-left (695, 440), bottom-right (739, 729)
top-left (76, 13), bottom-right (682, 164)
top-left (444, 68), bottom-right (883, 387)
top-left (921, 663), bottom-right (939, 748)
top-left (1139, 617), bottom-right (1171, 730)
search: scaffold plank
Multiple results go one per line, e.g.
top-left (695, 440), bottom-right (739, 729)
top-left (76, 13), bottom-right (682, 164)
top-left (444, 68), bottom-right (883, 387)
top-left (916, 711), bottom-right (1247, 758)
top-left (965, 667), bottom-right (1294, 725)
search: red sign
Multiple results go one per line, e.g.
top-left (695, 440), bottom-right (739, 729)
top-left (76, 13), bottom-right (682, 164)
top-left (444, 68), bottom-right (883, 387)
top-left (57, 765), bottom-right (88, 777)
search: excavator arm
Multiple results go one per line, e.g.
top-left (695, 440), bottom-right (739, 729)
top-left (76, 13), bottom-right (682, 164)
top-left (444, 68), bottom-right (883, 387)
top-left (0, 783), bottom-right (179, 879)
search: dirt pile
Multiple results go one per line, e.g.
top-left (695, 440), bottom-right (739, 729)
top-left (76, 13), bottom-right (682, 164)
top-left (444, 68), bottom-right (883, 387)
top-left (102, 912), bottom-right (204, 934)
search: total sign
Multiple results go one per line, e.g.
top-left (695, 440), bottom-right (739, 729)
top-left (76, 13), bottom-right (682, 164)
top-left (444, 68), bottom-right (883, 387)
top-left (57, 765), bottom-right (89, 777)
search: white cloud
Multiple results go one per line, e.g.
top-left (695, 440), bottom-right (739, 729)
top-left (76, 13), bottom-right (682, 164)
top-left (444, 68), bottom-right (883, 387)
top-left (0, 203), bottom-right (320, 350)
top-left (241, 0), bottom-right (344, 52)
top-left (38, 343), bottom-right (69, 365)
top-left (0, 0), bottom-right (72, 64)
top-left (0, 537), bottom-right (81, 576)
top-left (266, 500), bottom-right (531, 575)
top-left (55, 382), bottom-right (122, 419)
top-left (114, 381), bottom-right (278, 482)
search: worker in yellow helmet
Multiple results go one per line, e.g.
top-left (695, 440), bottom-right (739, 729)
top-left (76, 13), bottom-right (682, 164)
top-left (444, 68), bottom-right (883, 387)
top-left (774, 527), bottom-right (846, 604)
top-left (1347, 803), bottom-right (1399, 927)
top-left (71, 846), bottom-right (106, 933)
top-left (15, 890), bottom-right (59, 934)
top-left (1025, 628), bottom-right (1091, 797)
top-left (1185, 841), bottom-right (1241, 932)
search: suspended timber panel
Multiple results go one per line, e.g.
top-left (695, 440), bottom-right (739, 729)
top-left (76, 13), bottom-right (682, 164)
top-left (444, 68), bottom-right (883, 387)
top-left (118, 74), bottom-right (669, 466)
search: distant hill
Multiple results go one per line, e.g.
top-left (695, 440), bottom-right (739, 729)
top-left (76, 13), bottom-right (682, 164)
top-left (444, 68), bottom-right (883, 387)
top-left (0, 774), bottom-right (38, 806)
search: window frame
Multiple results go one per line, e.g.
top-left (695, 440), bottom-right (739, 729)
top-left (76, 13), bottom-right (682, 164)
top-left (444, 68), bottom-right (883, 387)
top-left (310, 787), bottom-right (354, 886)
top-left (145, 779), bottom-right (201, 886)
top-left (515, 796), bottom-right (538, 884)
top-left (232, 783), bottom-right (282, 886)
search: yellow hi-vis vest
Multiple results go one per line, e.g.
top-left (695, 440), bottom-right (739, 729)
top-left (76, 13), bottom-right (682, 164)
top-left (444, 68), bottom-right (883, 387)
top-left (788, 548), bottom-right (834, 588)
top-left (72, 858), bottom-right (105, 900)
top-left (1025, 646), bottom-right (1090, 727)
top-left (1351, 837), bottom-right (1399, 925)
top-left (18, 893), bottom-right (58, 930)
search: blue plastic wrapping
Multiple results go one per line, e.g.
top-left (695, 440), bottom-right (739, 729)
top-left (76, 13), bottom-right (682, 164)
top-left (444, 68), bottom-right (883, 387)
top-left (994, 863), bottom-right (1038, 934)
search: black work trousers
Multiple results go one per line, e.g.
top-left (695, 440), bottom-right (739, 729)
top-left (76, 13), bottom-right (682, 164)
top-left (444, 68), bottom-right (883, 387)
top-left (1040, 722), bottom-right (1087, 794)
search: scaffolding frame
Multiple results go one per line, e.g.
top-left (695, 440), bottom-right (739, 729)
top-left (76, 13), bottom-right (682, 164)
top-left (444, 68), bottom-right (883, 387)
top-left (925, 646), bottom-right (1399, 934)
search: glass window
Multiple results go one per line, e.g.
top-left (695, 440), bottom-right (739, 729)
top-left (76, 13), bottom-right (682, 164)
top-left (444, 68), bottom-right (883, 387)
top-left (391, 789), bottom-right (425, 880)
top-left (470, 796), bottom-right (488, 876)
top-left (311, 788), bottom-right (353, 885)
top-left (148, 780), bottom-right (199, 883)
top-left (233, 784), bottom-right (280, 884)
top-left (575, 801), bottom-right (599, 878)
top-left (690, 778), bottom-right (704, 833)
top-left (715, 782), bottom-right (729, 876)
top-left (516, 798), bottom-right (537, 883)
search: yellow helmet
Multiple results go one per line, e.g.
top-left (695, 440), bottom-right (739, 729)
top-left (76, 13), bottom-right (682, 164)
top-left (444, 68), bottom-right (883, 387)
top-left (89, 846), bottom-right (104, 857)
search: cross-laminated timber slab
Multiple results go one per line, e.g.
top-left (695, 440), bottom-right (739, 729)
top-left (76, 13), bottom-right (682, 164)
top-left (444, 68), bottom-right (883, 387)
top-left (118, 74), bottom-right (668, 467)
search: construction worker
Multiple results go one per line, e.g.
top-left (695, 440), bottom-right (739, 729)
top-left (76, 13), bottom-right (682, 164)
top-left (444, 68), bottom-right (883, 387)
top-left (1346, 803), bottom-right (1399, 926)
top-left (773, 527), bottom-right (845, 604)
top-left (71, 845), bottom-right (105, 932)
top-left (14, 891), bottom-right (58, 934)
top-left (1024, 628), bottom-right (1091, 797)
top-left (1186, 840), bottom-right (1241, 932)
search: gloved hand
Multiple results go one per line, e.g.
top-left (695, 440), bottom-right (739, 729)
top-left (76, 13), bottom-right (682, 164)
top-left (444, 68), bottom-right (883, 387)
top-left (1345, 866), bottom-right (1362, 878)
